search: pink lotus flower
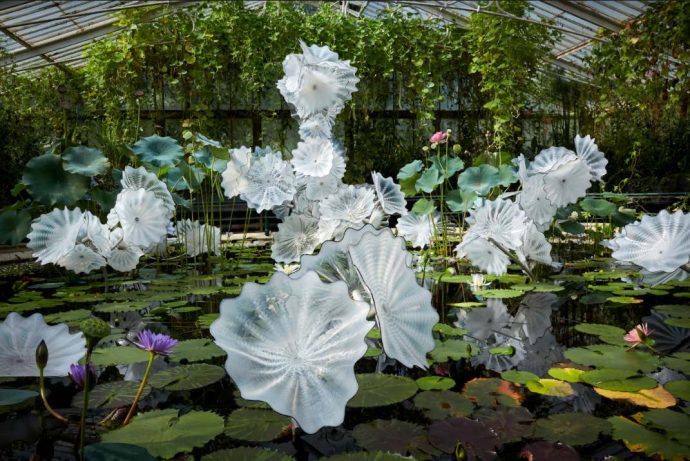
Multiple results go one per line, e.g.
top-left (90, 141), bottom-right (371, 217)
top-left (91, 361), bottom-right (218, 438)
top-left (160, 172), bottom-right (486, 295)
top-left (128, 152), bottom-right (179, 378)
top-left (624, 323), bottom-right (654, 349)
top-left (429, 131), bottom-right (448, 144)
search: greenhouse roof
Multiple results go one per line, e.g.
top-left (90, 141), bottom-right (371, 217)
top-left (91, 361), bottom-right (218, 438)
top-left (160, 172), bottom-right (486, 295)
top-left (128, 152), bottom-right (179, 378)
top-left (0, 0), bottom-right (653, 81)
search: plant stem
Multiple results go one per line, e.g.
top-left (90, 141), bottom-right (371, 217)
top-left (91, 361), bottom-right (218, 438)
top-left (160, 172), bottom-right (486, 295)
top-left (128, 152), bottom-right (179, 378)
top-left (78, 348), bottom-right (93, 461)
top-left (38, 368), bottom-right (68, 423)
top-left (123, 351), bottom-right (155, 425)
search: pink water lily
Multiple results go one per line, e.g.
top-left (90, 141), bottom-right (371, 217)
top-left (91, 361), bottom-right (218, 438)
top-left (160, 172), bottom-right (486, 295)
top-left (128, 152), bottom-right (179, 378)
top-left (429, 131), bottom-right (448, 144)
top-left (624, 323), bottom-right (654, 350)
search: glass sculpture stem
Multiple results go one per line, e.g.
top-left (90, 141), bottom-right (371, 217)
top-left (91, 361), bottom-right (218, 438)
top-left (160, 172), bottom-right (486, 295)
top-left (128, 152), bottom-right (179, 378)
top-left (38, 368), bottom-right (68, 423)
top-left (123, 351), bottom-right (155, 425)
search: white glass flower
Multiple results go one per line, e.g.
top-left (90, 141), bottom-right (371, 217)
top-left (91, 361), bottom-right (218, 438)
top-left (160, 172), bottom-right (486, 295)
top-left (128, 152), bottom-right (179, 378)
top-left (298, 114), bottom-right (334, 139)
top-left (107, 228), bottom-right (144, 272)
top-left (516, 175), bottom-right (558, 231)
top-left (120, 166), bottom-right (175, 218)
top-left (210, 271), bottom-right (373, 434)
top-left (575, 134), bottom-right (607, 183)
top-left (372, 171), bottom-right (407, 216)
top-left (0, 312), bottom-right (86, 377)
top-left (57, 243), bottom-right (107, 274)
top-left (515, 222), bottom-right (553, 267)
top-left (221, 146), bottom-right (253, 199)
top-left (26, 207), bottom-right (84, 265)
top-left (455, 235), bottom-right (511, 276)
top-left (396, 211), bottom-right (439, 249)
top-left (602, 209), bottom-right (690, 273)
top-left (304, 173), bottom-right (340, 201)
top-left (291, 138), bottom-right (337, 177)
top-left (542, 157), bottom-right (591, 207)
top-left (271, 214), bottom-right (321, 263)
top-left (177, 220), bottom-right (221, 257)
top-left (79, 211), bottom-right (111, 257)
top-left (466, 198), bottom-right (528, 250)
top-left (241, 151), bottom-right (296, 213)
top-left (530, 146), bottom-right (577, 174)
top-left (113, 189), bottom-right (170, 248)
top-left (319, 185), bottom-right (375, 226)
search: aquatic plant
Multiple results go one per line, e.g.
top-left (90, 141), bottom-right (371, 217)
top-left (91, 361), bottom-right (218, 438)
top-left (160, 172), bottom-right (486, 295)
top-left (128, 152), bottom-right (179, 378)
top-left (396, 210), bottom-right (440, 249)
top-left (177, 220), bottom-right (221, 257)
top-left (210, 271), bottom-right (373, 433)
top-left (69, 363), bottom-right (97, 389)
top-left (624, 323), bottom-right (655, 351)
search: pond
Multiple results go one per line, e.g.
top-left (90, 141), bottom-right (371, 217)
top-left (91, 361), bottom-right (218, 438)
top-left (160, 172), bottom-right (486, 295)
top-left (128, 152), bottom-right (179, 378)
top-left (0, 235), bottom-right (688, 461)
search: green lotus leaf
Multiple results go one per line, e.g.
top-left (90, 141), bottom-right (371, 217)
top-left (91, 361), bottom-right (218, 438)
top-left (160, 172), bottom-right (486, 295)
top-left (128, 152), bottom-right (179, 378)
top-left (192, 147), bottom-right (228, 172)
top-left (0, 209), bottom-right (32, 245)
top-left (663, 355), bottom-right (690, 374)
top-left (415, 166), bottom-right (443, 193)
top-left (534, 412), bottom-right (611, 446)
top-left (397, 160), bottom-right (423, 180)
top-left (547, 368), bottom-right (584, 383)
top-left (457, 164), bottom-right (500, 196)
top-left (202, 447), bottom-right (292, 461)
top-left (353, 419), bottom-right (425, 455)
top-left (489, 345), bottom-right (515, 356)
top-left (501, 370), bottom-right (539, 385)
top-left (413, 390), bottom-right (474, 419)
top-left (526, 379), bottom-right (574, 397)
top-left (415, 376), bottom-right (455, 391)
top-left (225, 408), bottom-right (291, 442)
top-left (130, 135), bottom-right (184, 167)
top-left (608, 415), bottom-right (688, 460)
top-left (411, 198), bottom-right (434, 215)
top-left (578, 292), bottom-right (610, 305)
top-left (101, 409), bottom-right (224, 459)
top-left (148, 363), bottom-right (225, 391)
top-left (564, 344), bottom-right (661, 372)
top-left (652, 304), bottom-right (690, 318)
top-left (664, 317), bottom-right (690, 328)
top-left (164, 163), bottom-right (205, 192)
top-left (348, 374), bottom-right (418, 408)
top-left (432, 323), bottom-right (468, 337)
top-left (73, 380), bottom-right (150, 409)
top-left (445, 189), bottom-right (477, 213)
top-left (22, 153), bottom-right (89, 206)
top-left (431, 155), bottom-right (464, 179)
top-left (62, 146), bottom-right (110, 176)
top-left (579, 197), bottom-right (617, 217)
top-left (170, 339), bottom-right (226, 363)
top-left (429, 339), bottom-right (479, 363)
top-left (559, 220), bottom-right (586, 234)
top-left (91, 188), bottom-right (118, 213)
top-left (83, 443), bottom-right (156, 461)
top-left (496, 164), bottom-right (518, 186)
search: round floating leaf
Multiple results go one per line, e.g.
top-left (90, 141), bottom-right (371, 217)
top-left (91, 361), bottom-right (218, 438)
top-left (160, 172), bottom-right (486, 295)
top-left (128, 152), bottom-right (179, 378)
top-left (594, 385), bottom-right (676, 408)
top-left (148, 363), bottom-right (225, 391)
top-left (664, 317), bottom-right (690, 328)
top-left (94, 300), bottom-right (151, 313)
top-left (0, 388), bottom-right (38, 406)
top-left (473, 289), bottom-right (524, 299)
top-left (581, 369), bottom-right (657, 392)
top-left (130, 135), bottom-right (184, 168)
top-left (559, 220), bottom-right (586, 235)
top-left (428, 417), bottom-right (499, 457)
top-left (432, 323), bottom-right (467, 337)
top-left (170, 339), bottom-right (226, 363)
top-left (225, 408), bottom-right (291, 442)
top-left (510, 283), bottom-right (564, 293)
top-left (365, 347), bottom-right (382, 358)
top-left (84, 443), bottom-right (155, 461)
top-left (547, 368), bottom-right (584, 383)
top-left (415, 376), bottom-right (455, 391)
top-left (353, 419), bottom-right (424, 454)
top-left (534, 413), bottom-right (611, 446)
top-left (575, 323), bottom-right (626, 338)
top-left (579, 198), bottom-right (617, 217)
top-left (526, 379), bottom-right (574, 397)
top-left (489, 345), bottom-right (515, 356)
top-left (202, 447), bottom-right (293, 461)
top-left (101, 409), bottom-right (224, 459)
top-left (564, 344), bottom-right (661, 372)
top-left (324, 452), bottom-right (411, 461)
top-left (413, 390), bottom-right (474, 420)
top-left (608, 415), bottom-right (688, 460)
top-left (348, 374), bottom-right (418, 408)
top-left (44, 309), bottom-right (92, 326)
top-left (0, 209), bottom-right (32, 245)
top-left (665, 380), bottom-right (690, 401)
top-left (473, 406), bottom-right (534, 444)
top-left (22, 153), bottom-right (89, 206)
top-left (520, 441), bottom-right (580, 461)
top-left (62, 146), bottom-right (110, 176)
top-left (91, 347), bottom-right (150, 366)
top-left (579, 292), bottom-right (610, 305)
top-left (429, 339), bottom-right (479, 363)
top-left (607, 296), bottom-right (643, 304)
top-left (73, 381), bottom-right (150, 410)
top-left (501, 370), bottom-right (539, 385)
top-left (463, 378), bottom-right (523, 408)
top-left (637, 409), bottom-right (690, 445)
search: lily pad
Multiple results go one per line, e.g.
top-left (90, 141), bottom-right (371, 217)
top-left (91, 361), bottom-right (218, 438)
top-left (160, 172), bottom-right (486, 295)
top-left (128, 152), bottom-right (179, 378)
top-left (196, 313), bottom-right (219, 329)
top-left (501, 370), bottom-right (539, 385)
top-left (474, 288), bottom-right (524, 299)
top-left (0, 388), bottom-right (38, 407)
top-left (581, 369), bottom-right (657, 392)
top-left (101, 409), bottom-right (224, 459)
top-left (324, 452), bottom-right (411, 461)
top-left (73, 381), bottom-right (150, 409)
top-left (473, 406), bottom-right (533, 444)
top-left (225, 408), bottom-right (291, 442)
top-left (510, 283), bottom-right (564, 293)
top-left (526, 379), bottom-right (574, 397)
top-left (62, 146), bottom-right (110, 176)
top-left (574, 323), bottom-right (626, 338)
top-left (428, 417), bottom-right (499, 457)
top-left (44, 309), bottom-right (92, 326)
top-left (564, 344), bottom-right (661, 373)
top-left (665, 380), bottom-right (690, 401)
top-left (170, 339), bottom-right (226, 363)
top-left (353, 419), bottom-right (424, 455)
top-left (413, 390), bottom-right (474, 420)
top-left (148, 364), bottom-right (225, 391)
top-left (608, 415), bottom-right (688, 460)
top-left (94, 301), bottom-right (151, 313)
top-left (84, 443), bottom-right (156, 461)
top-left (202, 447), bottom-right (293, 461)
top-left (594, 385), bottom-right (676, 408)
top-left (579, 198), bottom-right (617, 217)
top-left (429, 339), bottom-right (479, 363)
top-left (635, 409), bottom-right (690, 445)
top-left (463, 378), bottom-right (523, 408)
top-left (348, 374), bottom-right (418, 408)
top-left (416, 376), bottom-right (455, 391)
top-left (432, 323), bottom-right (467, 337)
top-left (547, 368), bottom-right (584, 383)
top-left (91, 346), bottom-right (150, 366)
top-left (0, 209), bottom-right (32, 245)
top-left (22, 153), bottom-right (89, 206)
top-left (533, 412), bottom-right (611, 446)
top-left (130, 135), bottom-right (184, 168)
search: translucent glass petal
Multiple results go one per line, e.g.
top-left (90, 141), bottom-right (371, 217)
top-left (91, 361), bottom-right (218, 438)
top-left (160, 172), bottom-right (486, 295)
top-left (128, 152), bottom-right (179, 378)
top-left (454, 299), bottom-right (512, 342)
top-left (271, 214), bottom-right (321, 263)
top-left (455, 235), bottom-right (511, 276)
top-left (575, 134), bottom-right (607, 183)
top-left (466, 199), bottom-right (528, 250)
top-left (319, 185), bottom-right (375, 225)
top-left (291, 138), bottom-right (335, 177)
top-left (372, 171), bottom-right (407, 216)
top-left (395, 211), bottom-right (439, 249)
top-left (530, 147), bottom-right (577, 174)
top-left (26, 207), bottom-right (83, 265)
top-left (542, 158), bottom-right (591, 207)
top-left (121, 166), bottom-right (175, 218)
top-left (241, 152), bottom-right (296, 213)
top-left (114, 189), bottom-right (170, 248)
top-left (210, 271), bottom-right (373, 434)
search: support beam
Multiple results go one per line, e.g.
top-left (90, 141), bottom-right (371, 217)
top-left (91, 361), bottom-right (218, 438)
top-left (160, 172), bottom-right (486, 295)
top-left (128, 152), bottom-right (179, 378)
top-left (542, 0), bottom-right (623, 31)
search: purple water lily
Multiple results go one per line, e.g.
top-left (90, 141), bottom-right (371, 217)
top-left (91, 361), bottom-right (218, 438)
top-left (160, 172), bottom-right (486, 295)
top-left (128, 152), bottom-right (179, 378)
top-left (133, 330), bottom-right (178, 356)
top-left (69, 363), bottom-right (97, 388)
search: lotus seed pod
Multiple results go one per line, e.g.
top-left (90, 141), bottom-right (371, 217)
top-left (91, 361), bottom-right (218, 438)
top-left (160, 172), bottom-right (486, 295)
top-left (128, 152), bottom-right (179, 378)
top-left (35, 340), bottom-right (49, 370)
top-left (80, 317), bottom-right (111, 343)
top-left (453, 144), bottom-right (462, 154)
